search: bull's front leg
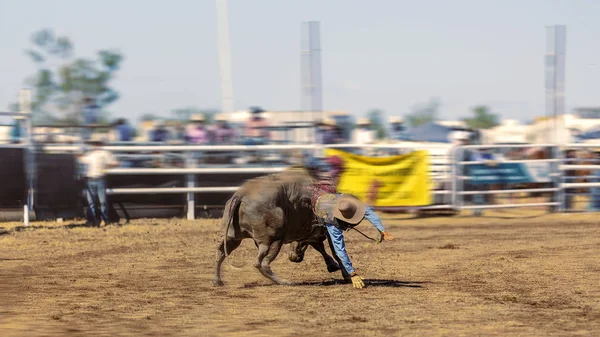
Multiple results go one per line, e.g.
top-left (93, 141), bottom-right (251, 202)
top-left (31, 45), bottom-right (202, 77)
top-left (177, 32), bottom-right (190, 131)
top-left (309, 241), bottom-right (340, 273)
top-left (255, 240), bottom-right (292, 285)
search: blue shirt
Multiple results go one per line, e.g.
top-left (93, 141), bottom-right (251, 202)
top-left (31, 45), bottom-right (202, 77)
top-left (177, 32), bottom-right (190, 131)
top-left (324, 205), bottom-right (385, 275)
top-left (116, 123), bottom-right (133, 141)
top-left (10, 120), bottom-right (23, 142)
top-left (151, 128), bottom-right (169, 142)
top-left (83, 104), bottom-right (100, 125)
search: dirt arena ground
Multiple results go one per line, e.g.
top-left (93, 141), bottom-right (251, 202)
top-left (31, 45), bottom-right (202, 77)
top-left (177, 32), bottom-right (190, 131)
top-left (1, 210), bottom-right (599, 336)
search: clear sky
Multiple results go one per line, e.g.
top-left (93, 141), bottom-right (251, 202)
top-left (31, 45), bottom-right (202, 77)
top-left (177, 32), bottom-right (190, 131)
top-left (0, 0), bottom-right (599, 123)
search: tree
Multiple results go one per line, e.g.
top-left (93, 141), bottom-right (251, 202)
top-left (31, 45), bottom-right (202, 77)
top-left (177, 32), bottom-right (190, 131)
top-left (367, 109), bottom-right (387, 139)
top-left (406, 98), bottom-right (440, 127)
top-left (19, 29), bottom-right (124, 124)
top-left (140, 113), bottom-right (158, 122)
top-left (462, 105), bottom-right (499, 129)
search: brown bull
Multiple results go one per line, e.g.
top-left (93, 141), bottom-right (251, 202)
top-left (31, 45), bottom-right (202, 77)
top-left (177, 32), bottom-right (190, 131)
top-left (213, 168), bottom-right (341, 286)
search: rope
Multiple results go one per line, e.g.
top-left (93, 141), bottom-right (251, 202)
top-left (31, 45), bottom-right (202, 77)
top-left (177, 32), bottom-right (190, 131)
top-left (350, 226), bottom-right (380, 243)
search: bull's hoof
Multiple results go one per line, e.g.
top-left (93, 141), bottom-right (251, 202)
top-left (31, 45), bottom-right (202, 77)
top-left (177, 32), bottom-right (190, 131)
top-left (327, 263), bottom-right (341, 273)
top-left (212, 279), bottom-right (224, 287)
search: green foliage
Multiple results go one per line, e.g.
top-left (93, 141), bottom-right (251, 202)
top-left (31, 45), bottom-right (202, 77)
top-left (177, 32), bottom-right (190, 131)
top-left (406, 98), bottom-right (440, 127)
top-left (140, 113), bottom-right (158, 122)
top-left (18, 29), bottom-right (124, 124)
top-left (462, 106), bottom-right (499, 129)
top-left (367, 109), bottom-right (387, 139)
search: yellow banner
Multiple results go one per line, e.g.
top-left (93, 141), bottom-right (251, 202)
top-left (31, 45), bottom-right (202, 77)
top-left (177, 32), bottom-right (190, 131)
top-left (324, 149), bottom-right (432, 207)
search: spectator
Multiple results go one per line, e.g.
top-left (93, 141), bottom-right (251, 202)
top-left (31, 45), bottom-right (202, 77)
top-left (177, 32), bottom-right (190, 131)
top-left (469, 145), bottom-right (498, 216)
top-left (82, 96), bottom-right (100, 141)
top-left (389, 116), bottom-right (408, 141)
top-left (114, 118), bottom-right (134, 142)
top-left (77, 135), bottom-right (118, 227)
top-left (150, 120), bottom-right (170, 142)
top-left (351, 118), bottom-right (375, 155)
top-left (9, 115), bottom-right (25, 144)
top-left (186, 114), bottom-right (209, 144)
top-left (589, 150), bottom-right (600, 211)
top-left (316, 117), bottom-right (340, 145)
top-left (351, 118), bottom-right (374, 145)
top-left (211, 113), bottom-right (237, 144)
top-left (172, 121), bottom-right (187, 143)
top-left (564, 149), bottom-right (577, 210)
top-left (244, 107), bottom-right (270, 145)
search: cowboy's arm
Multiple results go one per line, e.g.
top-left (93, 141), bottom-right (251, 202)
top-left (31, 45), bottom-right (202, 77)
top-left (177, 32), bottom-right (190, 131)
top-left (365, 206), bottom-right (385, 232)
top-left (365, 206), bottom-right (394, 241)
top-left (325, 224), bottom-right (355, 274)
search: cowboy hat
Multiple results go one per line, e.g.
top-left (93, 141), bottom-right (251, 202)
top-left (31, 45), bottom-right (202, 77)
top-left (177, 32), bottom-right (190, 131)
top-left (316, 194), bottom-right (366, 225)
top-left (85, 133), bottom-right (107, 145)
top-left (318, 117), bottom-right (336, 127)
top-left (356, 118), bottom-right (370, 126)
top-left (190, 114), bottom-right (205, 122)
top-left (452, 131), bottom-right (470, 141)
top-left (389, 116), bottom-right (404, 124)
top-left (334, 194), bottom-right (366, 225)
top-left (214, 113), bottom-right (227, 122)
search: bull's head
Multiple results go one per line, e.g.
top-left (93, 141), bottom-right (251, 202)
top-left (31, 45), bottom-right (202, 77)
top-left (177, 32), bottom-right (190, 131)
top-left (288, 241), bottom-right (310, 263)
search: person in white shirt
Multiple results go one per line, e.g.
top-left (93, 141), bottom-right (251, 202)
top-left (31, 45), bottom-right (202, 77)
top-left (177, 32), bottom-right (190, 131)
top-left (351, 118), bottom-right (375, 155)
top-left (78, 137), bottom-right (118, 226)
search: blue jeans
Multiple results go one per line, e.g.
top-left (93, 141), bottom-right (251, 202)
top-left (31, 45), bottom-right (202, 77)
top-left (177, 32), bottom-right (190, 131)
top-left (86, 178), bottom-right (109, 223)
top-left (324, 205), bottom-right (386, 275)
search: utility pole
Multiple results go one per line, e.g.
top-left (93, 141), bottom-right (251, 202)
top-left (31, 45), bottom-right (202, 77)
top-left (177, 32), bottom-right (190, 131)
top-left (216, 0), bottom-right (234, 114)
top-left (301, 21), bottom-right (323, 118)
top-left (545, 25), bottom-right (566, 144)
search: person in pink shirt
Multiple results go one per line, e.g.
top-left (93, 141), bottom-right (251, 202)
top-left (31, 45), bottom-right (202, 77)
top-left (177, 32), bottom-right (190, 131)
top-left (210, 114), bottom-right (237, 144)
top-left (186, 114), bottom-right (209, 144)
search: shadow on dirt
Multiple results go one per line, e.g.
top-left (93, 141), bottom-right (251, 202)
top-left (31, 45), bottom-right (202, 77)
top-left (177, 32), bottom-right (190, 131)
top-left (243, 279), bottom-right (427, 288)
top-left (0, 221), bottom-right (137, 235)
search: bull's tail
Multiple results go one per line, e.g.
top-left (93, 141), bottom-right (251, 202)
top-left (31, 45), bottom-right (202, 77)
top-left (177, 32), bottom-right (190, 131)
top-left (223, 196), bottom-right (243, 269)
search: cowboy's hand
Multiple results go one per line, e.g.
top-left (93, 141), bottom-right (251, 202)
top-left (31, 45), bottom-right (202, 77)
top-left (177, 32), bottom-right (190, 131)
top-left (350, 273), bottom-right (365, 289)
top-left (379, 231), bottom-right (395, 242)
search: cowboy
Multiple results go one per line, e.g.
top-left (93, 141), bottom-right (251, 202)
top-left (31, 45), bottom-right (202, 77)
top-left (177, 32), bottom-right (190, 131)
top-left (243, 107), bottom-right (270, 145)
top-left (313, 193), bottom-right (393, 289)
top-left (77, 135), bottom-right (118, 227)
top-left (389, 116), bottom-right (407, 141)
top-left (210, 113), bottom-right (237, 144)
top-left (82, 96), bottom-right (100, 141)
top-left (316, 117), bottom-right (341, 145)
top-left (10, 115), bottom-right (26, 144)
top-left (186, 114), bottom-right (209, 144)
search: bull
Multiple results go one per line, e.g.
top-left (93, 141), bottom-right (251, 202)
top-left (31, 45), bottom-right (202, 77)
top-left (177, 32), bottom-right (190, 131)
top-left (213, 168), bottom-right (343, 286)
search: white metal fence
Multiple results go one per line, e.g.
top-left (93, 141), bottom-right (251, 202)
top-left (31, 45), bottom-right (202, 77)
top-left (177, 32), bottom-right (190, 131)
top-left (8, 136), bottom-right (600, 223)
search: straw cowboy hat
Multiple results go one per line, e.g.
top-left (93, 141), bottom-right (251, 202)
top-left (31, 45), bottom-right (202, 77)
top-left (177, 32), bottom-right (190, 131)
top-left (356, 118), bottom-right (370, 126)
top-left (452, 131), bottom-right (470, 141)
top-left (389, 116), bottom-right (404, 124)
top-left (13, 114), bottom-right (27, 120)
top-left (190, 114), bottom-right (205, 122)
top-left (214, 113), bottom-right (227, 122)
top-left (316, 194), bottom-right (366, 225)
top-left (85, 133), bottom-right (107, 145)
top-left (318, 117), bottom-right (336, 127)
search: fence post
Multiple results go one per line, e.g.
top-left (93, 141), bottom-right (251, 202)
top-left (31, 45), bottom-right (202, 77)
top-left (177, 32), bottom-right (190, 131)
top-left (186, 152), bottom-right (195, 220)
top-left (555, 146), bottom-right (565, 212)
top-left (450, 145), bottom-right (458, 210)
top-left (19, 88), bottom-right (33, 226)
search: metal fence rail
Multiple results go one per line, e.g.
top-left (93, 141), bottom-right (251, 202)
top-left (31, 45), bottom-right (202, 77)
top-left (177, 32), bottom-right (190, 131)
top-left (97, 142), bottom-right (454, 219)
top-left (9, 136), bottom-right (600, 223)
